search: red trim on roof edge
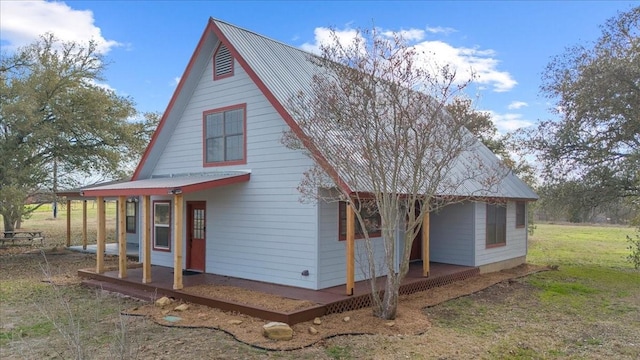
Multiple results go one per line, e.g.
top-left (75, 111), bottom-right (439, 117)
top-left (132, 19), bottom-right (217, 181)
top-left (82, 173), bottom-right (250, 197)
top-left (208, 20), bottom-right (352, 195)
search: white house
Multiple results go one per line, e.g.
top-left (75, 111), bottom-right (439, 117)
top-left (80, 18), bottom-right (537, 293)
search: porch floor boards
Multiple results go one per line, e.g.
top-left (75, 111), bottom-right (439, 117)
top-left (79, 261), bottom-right (478, 324)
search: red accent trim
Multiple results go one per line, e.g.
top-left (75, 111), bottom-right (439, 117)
top-left (213, 42), bottom-right (234, 80)
top-left (202, 103), bottom-right (247, 167)
top-left (153, 200), bottom-right (171, 252)
top-left (81, 173), bottom-right (250, 197)
top-left (207, 20), bottom-right (352, 195)
top-left (132, 20), bottom-right (217, 180)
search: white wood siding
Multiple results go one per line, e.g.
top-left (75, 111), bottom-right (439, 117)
top-left (317, 200), bottom-right (387, 289)
top-left (429, 202), bottom-right (475, 266)
top-left (474, 201), bottom-right (527, 266)
top-left (148, 46), bottom-right (319, 289)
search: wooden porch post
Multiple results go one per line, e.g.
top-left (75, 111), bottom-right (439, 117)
top-left (117, 196), bottom-right (127, 279)
top-left (346, 203), bottom-right (355, 296)
top-left (65, 199), bottom-right (71, 247)
top-left (173, 193), bottom-right (184, 290)
top-left (82, 200), bottom-right (88, 250)
top-left (142, 196), bottom-right (152, 283)
top-left (96, 197), bottom-right (106, 274)
top-left (422, 211), bottom-right (430, 277)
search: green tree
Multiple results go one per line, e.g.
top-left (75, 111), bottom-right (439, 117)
top-left (530, 7), bottom-right (639, 207)
top-left (1, 34), bottom-right (143, 233)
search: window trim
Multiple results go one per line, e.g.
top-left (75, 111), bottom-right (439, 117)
top-left (338, 201), bottom-right (382, 241)
top-left (515, 201), bottom-right (526, 228)
top-left (202, 103), bottom-right (247, 167)
top-left (213, 42), bottom-right (234, 80)
top-left (486, 203), bottom-right (507, 248)
top-left (153, 200), bottom-right (171, 252)
top-left (125, 200), bottom-right (136, 234)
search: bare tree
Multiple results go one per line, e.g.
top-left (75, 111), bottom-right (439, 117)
top-left (283, 27), bottom-right (506, 319)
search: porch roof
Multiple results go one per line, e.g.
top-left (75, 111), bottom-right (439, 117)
top-left (81, 171), bottom-right (250, 197)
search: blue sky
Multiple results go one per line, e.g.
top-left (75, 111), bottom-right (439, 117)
top-left (1, 1), bottom-right (636, 134)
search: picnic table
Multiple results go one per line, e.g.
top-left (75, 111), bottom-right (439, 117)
top-left (0, 231), bottom-right (45, 245)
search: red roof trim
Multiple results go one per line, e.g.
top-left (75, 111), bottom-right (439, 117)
top-left (132, 20), bottom-right (217, 181)
top-left (208, 20), bottom-right (352, 194)
top-left (82, 173), bottom-right (250, 197)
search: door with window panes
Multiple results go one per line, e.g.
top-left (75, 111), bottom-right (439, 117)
top-left (187, 202), bottom-right (206, 271)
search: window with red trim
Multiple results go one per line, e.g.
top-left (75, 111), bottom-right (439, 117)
top-left (486, 203), bottom-right (506, 247)
top-left (153, 201), bottom-right (171, 251)
top-left (338, 201), bottom-right (382, 240)
top-left (203, 104), bottom-right (246, 166)
top-left (213, 42), bottom-right (233, 80)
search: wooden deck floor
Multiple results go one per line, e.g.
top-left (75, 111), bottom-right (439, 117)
top-left (79, 261), bottom-right (478, 324)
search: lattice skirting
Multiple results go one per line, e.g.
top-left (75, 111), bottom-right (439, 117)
top-left (325, 267), bottom-right (480, 314)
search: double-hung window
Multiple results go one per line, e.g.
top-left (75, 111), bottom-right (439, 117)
top-left (126, 201), bottom-right (136, 233)
top-left (204, 104), bottom-right (246, 166)
top-left (486, 203), bottom-right (506, 247)
top-left (153, 201), bottom-right (171, 251)
top-left (515, 201), bottom-right (526, 228)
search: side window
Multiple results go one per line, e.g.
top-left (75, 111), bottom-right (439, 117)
top-left (126, 201), bottom-right (136, 233)
top-left (486, 203), bottom-right (506, 247)
top-left (338, 201), bottom-right (381, 240)
top-left (515, 201), bottom-right (526, 228)
top-left (153, 201), bottom-right (171, 251)
top-left (203, 104), bottom-right (246, 166)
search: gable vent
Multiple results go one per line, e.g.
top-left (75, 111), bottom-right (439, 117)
top-left (214, 43), bottom-right (233, 79)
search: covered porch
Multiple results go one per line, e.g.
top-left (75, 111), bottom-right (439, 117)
top-left (78, 261), bottom-right (479, 325)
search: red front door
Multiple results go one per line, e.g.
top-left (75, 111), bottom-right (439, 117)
top-left (187, 202), bottom-right (206, 272)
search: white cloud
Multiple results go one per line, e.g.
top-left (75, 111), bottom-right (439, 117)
top-left (425, 26), bottom-right (456, 35)
top-left (486, 111), bottom-right (533, 133)
top-left (382, 28), bottom-right (426, 42)
top-left (507, 101), bottom-right (528, 110)
top-left (0, 0), bottom-right (120, 54)
top-left (301, 26), bottom-right (517, 93)
top-left (301, 27), bottom-right (363, 54)
top-left (173, 76), bottom-right (181, 86)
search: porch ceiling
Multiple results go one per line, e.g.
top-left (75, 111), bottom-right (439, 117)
top-left (81, 171), bottom-right (250, 197)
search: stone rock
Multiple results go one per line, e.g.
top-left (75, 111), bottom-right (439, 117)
top-left (385, 321), bottom-right (395, 327)
top-left (343, 316), bottom-right (350, 322)
top-left (161, 310), bottom-right (170, 315)
top-left (197, 313), bottom-right (207, 319)
top-left (228, 319), bottom-right (243, 325)
top-left (262, 322), bottom-right (293, 341)
top-left (174, 304), bottom-right (190, 311)
top-left (155, 296), bottom-right (173, 307)
top-left (308, 326), bottom-right (318, 335)
top-left (313, 317), bottom-right (322, 325)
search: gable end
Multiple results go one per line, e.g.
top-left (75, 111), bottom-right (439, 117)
top-left (214, 42), bottom-right (234, 80)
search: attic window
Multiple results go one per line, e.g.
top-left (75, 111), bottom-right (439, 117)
top-left (213, 43), bottom-right (233, 80)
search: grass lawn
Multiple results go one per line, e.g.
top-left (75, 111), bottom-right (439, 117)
top-left (0, 216), bottom-right (638, 359)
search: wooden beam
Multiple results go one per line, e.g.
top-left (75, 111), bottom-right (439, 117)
top-left (96, 197), bottom-right (105, 274)
top-left (173, 194), bottom-right (184, 290)
top-left (65, 200), bottom-right (71, 247)
top-left (422, 210), bottom-right (430, 277)
top-left (346, 203), bottom-right (355, 296)
top-left (142, 196), bottom-right (152, 283)
top-left (82, 200), bottom-right (87, 250)
top-left (117, 196), bottom-right (127, 279)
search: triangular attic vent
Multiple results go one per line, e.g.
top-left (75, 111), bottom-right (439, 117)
top-left (214, 43), bottom-right (233, 80)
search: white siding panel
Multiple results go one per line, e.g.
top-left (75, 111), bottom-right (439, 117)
top-left (317, 200), bottom-right (387, 289)
top-left (148, 47), bottom-right (319, 289)
top-left (474, 201), bottom-right (527, 266)
top-left (429, 202), bottom-right (475, 266)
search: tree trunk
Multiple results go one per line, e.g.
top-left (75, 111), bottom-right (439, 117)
top-left (379, 274), bottom-right (400, 319)
top-left (2, 212), bottom-right (16, 237)
top-left (52, 159), bottom-right (58, 219)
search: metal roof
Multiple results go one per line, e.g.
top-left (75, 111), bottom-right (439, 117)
top-left (212, 19), bottom-right (537, 200)
top-left (81, 171), bottom-right (250, 197)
